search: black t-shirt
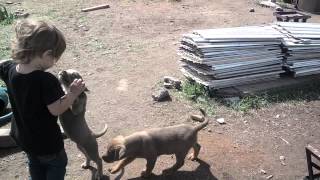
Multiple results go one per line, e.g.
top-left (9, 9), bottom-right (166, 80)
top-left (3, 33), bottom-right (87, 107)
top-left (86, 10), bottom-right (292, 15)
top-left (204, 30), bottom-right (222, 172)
top-left (0, 60), bottom-right (65, 156)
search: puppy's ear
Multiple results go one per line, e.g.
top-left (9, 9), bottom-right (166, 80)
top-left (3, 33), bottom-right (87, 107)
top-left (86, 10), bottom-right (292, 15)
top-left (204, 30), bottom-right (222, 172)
top-left (118, 146), bottom-right (126, 159)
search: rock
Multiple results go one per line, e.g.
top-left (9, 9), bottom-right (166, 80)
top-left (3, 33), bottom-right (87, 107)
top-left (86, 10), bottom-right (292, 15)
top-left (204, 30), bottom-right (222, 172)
top-left (163, 76), bottom-right (181, 90)
top-left (6, 1), bottom-right (14, 4)
top-left (79, 25), bottom-right (90, 31)
top-left (9, 155), bottom-right (15, 160)
top-left (249, 8), bottom-right (255, 12)
top-left (152, 88), bottom-right (171, 102)
top-left (260, 169), bottom-right (267, 174)
top-left (217, 118), bottom-right (225, 124)
top-left (275, 114), bottom-right (280, 118)
top-left (191, 114), bottom-right (204, 122)
top-left (163, 82), bottom-right (174, 89)
top-left (83, 26), bottom-right (89, 31)
top-left (224, 97), bottom-right (240, 104)
top-left (207, 128), bottom-right (212, 132)
top-left (266, 175), bottom-right (273, 179)
top-left (15, 12), bottom-right (30, 18)
top-left (280, 156), bottom-right (286, 165)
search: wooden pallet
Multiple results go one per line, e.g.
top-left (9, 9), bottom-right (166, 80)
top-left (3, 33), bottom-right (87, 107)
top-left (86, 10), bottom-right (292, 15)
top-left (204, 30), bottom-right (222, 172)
top-left (305, 144), bottom-right (320, 180)
top-left (274, 10), bottom-right (311, 22)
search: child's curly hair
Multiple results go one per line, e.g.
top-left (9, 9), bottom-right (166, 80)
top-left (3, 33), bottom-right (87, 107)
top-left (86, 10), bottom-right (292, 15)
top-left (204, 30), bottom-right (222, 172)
top-left (11, 19), bottom-right (66, 64)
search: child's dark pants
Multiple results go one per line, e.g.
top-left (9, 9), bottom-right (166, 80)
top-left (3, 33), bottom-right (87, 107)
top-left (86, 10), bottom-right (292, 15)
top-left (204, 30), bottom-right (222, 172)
top-left (27, 149), bottom-right (68, 180)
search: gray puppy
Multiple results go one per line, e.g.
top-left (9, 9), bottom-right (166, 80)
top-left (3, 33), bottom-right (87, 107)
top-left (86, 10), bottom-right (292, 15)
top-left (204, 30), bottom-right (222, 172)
top-left (102, 109), bottom-right (208, 178)
top-left (58, 69), bottom-right (108, 180)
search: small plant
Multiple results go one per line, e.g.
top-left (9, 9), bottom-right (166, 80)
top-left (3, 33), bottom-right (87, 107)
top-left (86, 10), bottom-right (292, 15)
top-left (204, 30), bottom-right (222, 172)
top-left (229, 95), bottom-right (269, 113)
top-left (180, 80), bottom-right (215, 115)
top-left (0, 5), bottom-right (16, 25)
top-left (182, 80), bottom-right (208, 100)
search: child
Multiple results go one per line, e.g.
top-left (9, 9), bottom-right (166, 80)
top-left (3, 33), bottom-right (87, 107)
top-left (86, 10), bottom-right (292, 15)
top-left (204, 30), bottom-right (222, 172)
top-left (0, 19), bottom-right (85, 180)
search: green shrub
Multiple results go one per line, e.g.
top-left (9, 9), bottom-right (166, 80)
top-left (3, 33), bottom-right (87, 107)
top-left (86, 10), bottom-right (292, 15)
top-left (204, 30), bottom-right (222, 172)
top-left (182, 80), bottom-right (208, 100)
top-left (0, 5), bottom-right (16, 25)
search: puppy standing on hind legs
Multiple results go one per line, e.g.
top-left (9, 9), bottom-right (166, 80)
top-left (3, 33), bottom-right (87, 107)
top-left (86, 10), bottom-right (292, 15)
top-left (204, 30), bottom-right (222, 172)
top-left (102, 109), bottom-right (208, 178)
top-left (58, 69), bottom-right (108, 180)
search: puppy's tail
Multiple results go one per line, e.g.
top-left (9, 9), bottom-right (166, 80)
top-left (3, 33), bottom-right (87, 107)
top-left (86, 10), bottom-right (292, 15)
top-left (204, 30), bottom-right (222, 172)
top-left (93, 124), bottom-right (108, 138)
top-left (193, 109), bottom-right (209, 132)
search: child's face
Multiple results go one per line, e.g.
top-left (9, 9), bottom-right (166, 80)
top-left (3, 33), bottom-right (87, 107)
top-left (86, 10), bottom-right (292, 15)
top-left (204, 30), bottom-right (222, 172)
top-left (38, 51), bottom-right (58, 70)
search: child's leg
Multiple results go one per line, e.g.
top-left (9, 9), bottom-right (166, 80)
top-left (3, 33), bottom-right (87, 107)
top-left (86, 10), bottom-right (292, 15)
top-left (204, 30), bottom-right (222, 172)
top-left (27, 154), bottom-right (46, 180)
top-left (45, 149), bottom-right (68, 180)
top-left (28, 149), bottom-right (68, 180)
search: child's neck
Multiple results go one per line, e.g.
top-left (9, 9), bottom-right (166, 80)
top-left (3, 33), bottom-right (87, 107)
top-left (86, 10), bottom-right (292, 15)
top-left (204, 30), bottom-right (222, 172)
top-left (16, 60), bottom-right (43, 74)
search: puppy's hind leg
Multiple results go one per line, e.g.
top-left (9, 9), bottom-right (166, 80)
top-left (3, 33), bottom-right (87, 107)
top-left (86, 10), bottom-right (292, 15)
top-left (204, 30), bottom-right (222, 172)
top-left (162, 152), bottom-right (187, 175)
top-left (77, 144), bottom-right (91, 168)
top-left (141, 157), bottom-right (157, 178)
top-left (187, 143), bottom-right (201, 161)
top-left (83, 141), bottom-right (104, 180)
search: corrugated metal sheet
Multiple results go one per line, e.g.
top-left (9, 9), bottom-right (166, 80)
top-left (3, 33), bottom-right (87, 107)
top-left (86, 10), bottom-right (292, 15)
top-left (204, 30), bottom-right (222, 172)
top-left (179, 22), bottom-right (320, 89)
top-left (179, 25), bottom-right (285, 89)
top-left (275, 22), bottom-right (320, 77)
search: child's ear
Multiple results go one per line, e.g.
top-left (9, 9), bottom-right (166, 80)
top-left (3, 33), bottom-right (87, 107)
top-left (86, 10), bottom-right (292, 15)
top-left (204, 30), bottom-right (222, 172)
top-left (42, 50), bottom-right (53, 58)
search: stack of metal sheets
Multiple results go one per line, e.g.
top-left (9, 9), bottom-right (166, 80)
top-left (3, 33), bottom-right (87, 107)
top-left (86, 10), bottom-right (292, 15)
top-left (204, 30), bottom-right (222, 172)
top-left (179, 26), bottom-right (285, 89)
top-left (274, 22), bottom-right (320, 77)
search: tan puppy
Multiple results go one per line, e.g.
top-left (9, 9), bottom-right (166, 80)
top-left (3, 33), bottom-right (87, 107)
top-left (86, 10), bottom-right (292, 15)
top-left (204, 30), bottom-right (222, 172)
top-left (58, 69), bottom-right (108, 180)
top-left (102, 109), bottom-right (208, 177)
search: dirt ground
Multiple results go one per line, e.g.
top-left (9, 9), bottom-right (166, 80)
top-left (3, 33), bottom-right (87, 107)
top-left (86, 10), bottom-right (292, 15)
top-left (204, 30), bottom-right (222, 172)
top-left (1, 0), bottom-right (320, 179)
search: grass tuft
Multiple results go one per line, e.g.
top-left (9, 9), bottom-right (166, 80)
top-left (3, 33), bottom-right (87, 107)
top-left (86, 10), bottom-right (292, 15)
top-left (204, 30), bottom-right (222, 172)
top-left (179, 79), bottom-right (320, 114)
top-left (0, 5), bottom-right (16, 25)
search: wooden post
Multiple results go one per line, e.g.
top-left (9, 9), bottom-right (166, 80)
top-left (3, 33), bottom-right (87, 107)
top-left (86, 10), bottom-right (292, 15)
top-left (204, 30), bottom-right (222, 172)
top-left (81, 4), bottom-right (110, 12)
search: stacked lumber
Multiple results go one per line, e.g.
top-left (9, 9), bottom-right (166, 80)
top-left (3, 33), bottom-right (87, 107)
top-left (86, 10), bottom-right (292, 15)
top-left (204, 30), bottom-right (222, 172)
top-left (274, 22), bottom-right (320, 77)
top-left (179, 26), bottom-right (285, 89)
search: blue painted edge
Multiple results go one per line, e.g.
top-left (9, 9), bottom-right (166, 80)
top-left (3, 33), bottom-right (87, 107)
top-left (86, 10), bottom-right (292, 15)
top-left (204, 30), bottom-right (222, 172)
top-left (0, 111), bottom-right (13, 127)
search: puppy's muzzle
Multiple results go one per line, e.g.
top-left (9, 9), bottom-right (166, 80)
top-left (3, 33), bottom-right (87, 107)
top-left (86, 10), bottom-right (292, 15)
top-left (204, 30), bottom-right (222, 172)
top-left (58, 70), bottom-right (69, 84)
top-left (102, 151), bottom-right (118, 163)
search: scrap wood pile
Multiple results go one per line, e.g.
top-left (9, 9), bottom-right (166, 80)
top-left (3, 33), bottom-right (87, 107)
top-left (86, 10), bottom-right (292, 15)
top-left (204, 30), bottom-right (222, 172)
top-left (179, 22), bottom-right (320, 90)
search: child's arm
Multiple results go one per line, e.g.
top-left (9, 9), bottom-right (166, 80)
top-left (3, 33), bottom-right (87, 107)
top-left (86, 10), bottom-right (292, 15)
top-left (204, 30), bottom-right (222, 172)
top-left (47, 79), bottom-right (86, 116)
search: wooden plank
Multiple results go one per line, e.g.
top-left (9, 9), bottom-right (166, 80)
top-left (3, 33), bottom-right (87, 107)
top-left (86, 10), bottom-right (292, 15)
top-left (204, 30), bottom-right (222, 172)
top-left (81, 4), bottom-right (110, 12)
top-left (0, 129), bottom-right (17, 148)
top-left (307, 144), bottom-right (320, 159)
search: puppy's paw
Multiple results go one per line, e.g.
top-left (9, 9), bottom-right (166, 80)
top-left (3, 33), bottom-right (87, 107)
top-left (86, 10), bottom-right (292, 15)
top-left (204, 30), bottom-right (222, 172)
top-left (81, 162), bottom-right (90, 169)
top-left (187, 153), bottom-right (197, 161)
top-left (108, 167), bottom-right (119, 174)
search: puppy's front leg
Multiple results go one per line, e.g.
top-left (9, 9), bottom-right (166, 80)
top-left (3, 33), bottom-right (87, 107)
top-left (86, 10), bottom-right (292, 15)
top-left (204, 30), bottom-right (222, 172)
top-left (109, 157), bottom-right (135, 174)
top-left (187, 143), bottom-right (201, 161)
top-left (141, 157), bottom-right (157, 178)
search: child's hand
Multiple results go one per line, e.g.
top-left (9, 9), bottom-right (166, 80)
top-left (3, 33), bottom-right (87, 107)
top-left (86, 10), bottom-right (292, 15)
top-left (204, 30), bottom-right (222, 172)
top-left (69, 79), bottom-right (86, 97)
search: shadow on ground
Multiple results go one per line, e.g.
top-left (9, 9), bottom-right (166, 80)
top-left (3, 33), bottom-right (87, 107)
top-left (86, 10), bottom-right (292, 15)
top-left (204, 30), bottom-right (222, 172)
top-left (0, 147), bottom-right (21, 158)
top-left (112, 159), bottom-right (217, 180)
top-left (86, 166), bottom-right (110, 180)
